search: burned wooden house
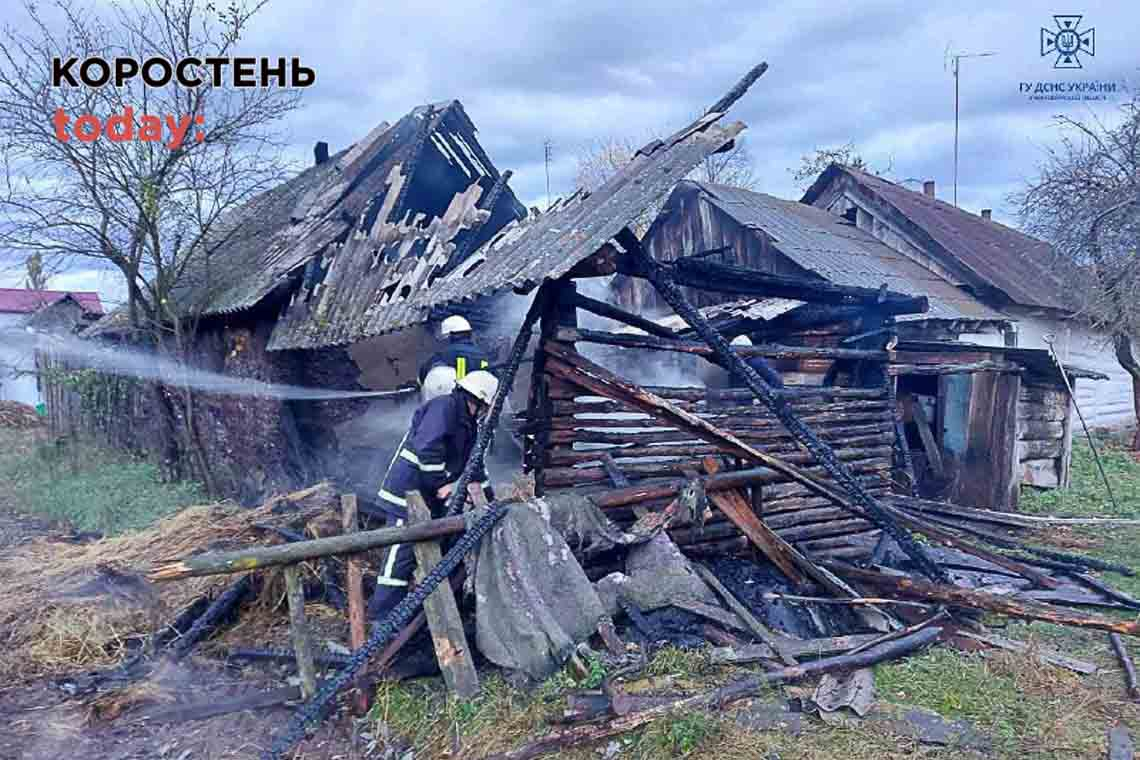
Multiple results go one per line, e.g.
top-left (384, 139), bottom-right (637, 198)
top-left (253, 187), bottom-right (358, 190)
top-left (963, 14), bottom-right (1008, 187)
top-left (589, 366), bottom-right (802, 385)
top-left (606, 181), bottom-right (1106, 510)
top-left (78, 100), bottom-right (526, 500)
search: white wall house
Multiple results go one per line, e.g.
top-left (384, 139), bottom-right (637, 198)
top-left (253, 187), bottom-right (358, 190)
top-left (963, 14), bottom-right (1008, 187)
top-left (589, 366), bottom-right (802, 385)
top-left (803, 166), bottom-right (1134, 429)
top-left (0, 289), bottom-right (104, 407)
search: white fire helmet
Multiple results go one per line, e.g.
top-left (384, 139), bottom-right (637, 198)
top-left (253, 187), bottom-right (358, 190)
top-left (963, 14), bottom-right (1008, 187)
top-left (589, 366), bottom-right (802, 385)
top-left (440, 315), bottom-right (472, 336)
top-left (421, 364), bottom-right (458, 403)
top-left (456, 370), bottom-right (499, 407)
top-left (730, 334), bottom-right (753, 347)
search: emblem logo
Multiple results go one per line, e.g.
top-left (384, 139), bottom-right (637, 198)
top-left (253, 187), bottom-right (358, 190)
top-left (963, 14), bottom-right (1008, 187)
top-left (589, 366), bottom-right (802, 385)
top-left (1041, 15), bottom-right (1095, 69)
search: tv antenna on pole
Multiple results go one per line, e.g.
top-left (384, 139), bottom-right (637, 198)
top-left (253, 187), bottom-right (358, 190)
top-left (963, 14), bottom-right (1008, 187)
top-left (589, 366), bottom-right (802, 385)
top-left (945, 46), bottom-right (997, 207)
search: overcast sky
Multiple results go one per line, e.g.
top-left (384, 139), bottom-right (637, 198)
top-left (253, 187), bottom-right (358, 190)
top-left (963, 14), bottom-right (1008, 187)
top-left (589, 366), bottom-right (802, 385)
top-left (1, 0), bottom-right (1136, 304)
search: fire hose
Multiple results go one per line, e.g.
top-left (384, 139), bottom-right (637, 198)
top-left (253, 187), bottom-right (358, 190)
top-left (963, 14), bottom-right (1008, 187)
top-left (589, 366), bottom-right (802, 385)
top-left (263, 501), bottom-right (509, 760)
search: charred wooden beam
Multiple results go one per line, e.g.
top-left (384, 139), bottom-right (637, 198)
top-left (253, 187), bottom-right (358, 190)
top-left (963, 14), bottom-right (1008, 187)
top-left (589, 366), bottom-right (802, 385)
top-left (889, 361), bottom-right (1021, 376)
top-left (544, 448), bottom-right (892, 488)
top-left (824, 563), bottom-right (1140, 637)
top-left (634, 257), bottom-right (929, 312)
top-left (482, 626), bottom-right (941, 760)
top-left (547, 432), bottom-right (894, 466)
top-left (567, 291), bottom-right (677, 339)
top-left (556, 327), bottom-right (888, 362)
top-left (701, 460), bottom-right (808, 587)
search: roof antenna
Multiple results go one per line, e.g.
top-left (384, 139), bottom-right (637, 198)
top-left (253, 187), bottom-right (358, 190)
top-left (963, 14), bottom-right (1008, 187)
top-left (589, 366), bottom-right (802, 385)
top-left (945, 45), bottom-right (997, 208)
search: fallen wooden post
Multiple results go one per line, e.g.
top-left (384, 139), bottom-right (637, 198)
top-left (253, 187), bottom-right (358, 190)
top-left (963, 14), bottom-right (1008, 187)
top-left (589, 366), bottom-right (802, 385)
top-left (480, 626), bottom-right (941, 760)
top-left (701, 457), bottom-right (807, 586)
top-left (147, 511), bottom-right (476, 581)
top-left (823, 563), bottom-right (1140, 637)
top-left (689, 562), bottom-right (797, 665)
top-left (901, 394), bottom-right (943, 477)
top-left (341, 493), bottom-right (368, 714)
top-left (283, 565), bottom-right (318, 700)
top-left (1111, 633), bottom-right (1140, 701)
top-left (408, 492), bottom-right (479, 699)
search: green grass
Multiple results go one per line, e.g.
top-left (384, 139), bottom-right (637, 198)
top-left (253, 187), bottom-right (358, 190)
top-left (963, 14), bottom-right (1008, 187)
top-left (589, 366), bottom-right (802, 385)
top-left (1021, 439), bottom-right (1140, 518)
top-left (0, 431), bottom-right (204, 535)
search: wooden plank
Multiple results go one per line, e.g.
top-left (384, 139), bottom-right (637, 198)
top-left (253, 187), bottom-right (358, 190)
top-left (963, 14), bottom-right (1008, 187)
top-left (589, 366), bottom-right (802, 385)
top-left (903, 394), bottom-right (943, 477)
top-left (1021, 458), bottom-right (1060, 488)
top-left (341, 493), bottom-right (368, 714)
top-left (1018, 420), bottom-right (1065, 441)
top-left (407, 492), bottom-right (479, 699)
top-left (702, 458), bottom-right (808, 586)
top-left (689, 563), bottom-right (799, 665)
top-left (284, 565), bottom-right (318, 700)
top-left (1019, 439), bottom-right (1063, 460)
top-left (555, 327), bottom-right (889, 362)
top-left (1059, 394), bottom-right (1075, 488)
top-left (954, 373), bottom-right (1021, 512)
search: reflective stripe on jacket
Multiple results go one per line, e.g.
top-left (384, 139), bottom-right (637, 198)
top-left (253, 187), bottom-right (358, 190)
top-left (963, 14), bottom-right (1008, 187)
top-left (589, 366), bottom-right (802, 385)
top-left (377, 389), bottom-right (484, 519)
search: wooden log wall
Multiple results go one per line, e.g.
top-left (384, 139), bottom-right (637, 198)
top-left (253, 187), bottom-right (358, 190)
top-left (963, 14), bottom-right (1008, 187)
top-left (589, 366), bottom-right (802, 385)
top-left (1017, 381), bottom-right (1073, 489)
top-left (526, 378), bottom-right (892, 562)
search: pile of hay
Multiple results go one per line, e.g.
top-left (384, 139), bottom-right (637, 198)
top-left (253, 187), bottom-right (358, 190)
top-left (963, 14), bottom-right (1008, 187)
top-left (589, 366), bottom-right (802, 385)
top-left (0, 400), bottom-right (41, 429)
top-left (0, 482), bottom-right (340, 682)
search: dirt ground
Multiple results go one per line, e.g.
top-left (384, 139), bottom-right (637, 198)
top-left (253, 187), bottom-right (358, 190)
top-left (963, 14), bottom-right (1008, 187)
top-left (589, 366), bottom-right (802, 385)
top-left (0, 507), bottom-right (368, 760)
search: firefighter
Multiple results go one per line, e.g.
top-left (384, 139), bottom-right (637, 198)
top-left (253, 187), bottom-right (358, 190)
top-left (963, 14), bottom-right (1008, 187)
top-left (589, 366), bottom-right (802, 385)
top-left (418, 315), bottom-right (494, 403)
top-left (367, 370), bottom-right (499, 619)
top-left (729, 334), bottom-right (784, 388)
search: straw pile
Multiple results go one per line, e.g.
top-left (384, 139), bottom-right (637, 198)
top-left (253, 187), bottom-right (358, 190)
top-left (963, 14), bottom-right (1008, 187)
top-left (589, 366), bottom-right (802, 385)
top-left (0, 400), bottom-right (41, 429)
top-left (0, 481), bottom-right (339, 682)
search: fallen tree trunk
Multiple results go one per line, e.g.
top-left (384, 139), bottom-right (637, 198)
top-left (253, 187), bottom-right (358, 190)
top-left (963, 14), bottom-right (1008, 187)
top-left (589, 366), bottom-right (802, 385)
top-left (824, 563), bottom-right (1140, 637)
top-left (481, 627), bottom-right (941, 760)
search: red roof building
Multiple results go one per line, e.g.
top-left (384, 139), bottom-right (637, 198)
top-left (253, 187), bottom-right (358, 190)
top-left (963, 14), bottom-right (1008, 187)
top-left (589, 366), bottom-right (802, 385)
top-left (0, 288), bottom-right (104, 316)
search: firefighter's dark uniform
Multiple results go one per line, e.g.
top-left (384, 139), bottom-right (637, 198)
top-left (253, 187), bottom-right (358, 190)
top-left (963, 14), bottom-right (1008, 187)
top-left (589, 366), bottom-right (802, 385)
top-left (367, 388), bottom-right (487, 619)
top-left (730, 356), bottom-right (784, 389)
top-left (418, 339), bottom-right (493, 385)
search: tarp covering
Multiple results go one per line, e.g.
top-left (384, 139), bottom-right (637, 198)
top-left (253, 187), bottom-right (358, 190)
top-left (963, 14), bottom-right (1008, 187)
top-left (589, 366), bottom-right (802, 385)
top-left (471, 493), bottom-right (713, 680)
top-left (472, 498), bottom-right (610, 681)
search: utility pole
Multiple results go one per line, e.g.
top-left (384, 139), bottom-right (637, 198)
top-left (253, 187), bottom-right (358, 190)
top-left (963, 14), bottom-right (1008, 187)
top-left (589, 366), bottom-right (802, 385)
top-left (947, 49), bottom-right (996, 207)
top-left (543, 139), bottom-right (553, 212)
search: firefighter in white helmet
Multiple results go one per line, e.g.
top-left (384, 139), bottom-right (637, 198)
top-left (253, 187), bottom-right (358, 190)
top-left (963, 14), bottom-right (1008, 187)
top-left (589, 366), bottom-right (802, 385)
top-left (729, 334), bottom-right (784, 388)
top-left (368, 370), bottom-right (499, 618)
top-left (418, 315), bottom-right (494, 404)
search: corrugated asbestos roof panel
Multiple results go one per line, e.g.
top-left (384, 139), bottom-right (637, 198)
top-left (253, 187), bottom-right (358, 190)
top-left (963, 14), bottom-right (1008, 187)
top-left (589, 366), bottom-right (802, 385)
top-left (266, 105), bottom-right (525, 350)
top-left (201, 101), bottom-right (476, 318)
top-left (692, 182), bottom-right (1007, 324)
top-left (337, 116), bottom-right (747, 339)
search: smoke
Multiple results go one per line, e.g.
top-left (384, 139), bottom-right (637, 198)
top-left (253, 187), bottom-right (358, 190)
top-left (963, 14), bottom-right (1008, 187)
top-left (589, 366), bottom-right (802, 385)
top-left (3, 327), bottom-right (415, 401)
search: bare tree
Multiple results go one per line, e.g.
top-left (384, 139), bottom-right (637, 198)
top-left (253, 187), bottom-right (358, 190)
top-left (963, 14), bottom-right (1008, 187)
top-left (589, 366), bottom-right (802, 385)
top-left (0, 0), bottom-right (299, 334)
top-left (24, 252), bottom-right (48, 290)
top-left (0, 0), bottom-right (302, 486)
top-left (1013, 93), bottom-right (1140, 449)
top-left (790, 142), bottom-right (889, 189)
top-left (575, 134), bottom-right (759, 235)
